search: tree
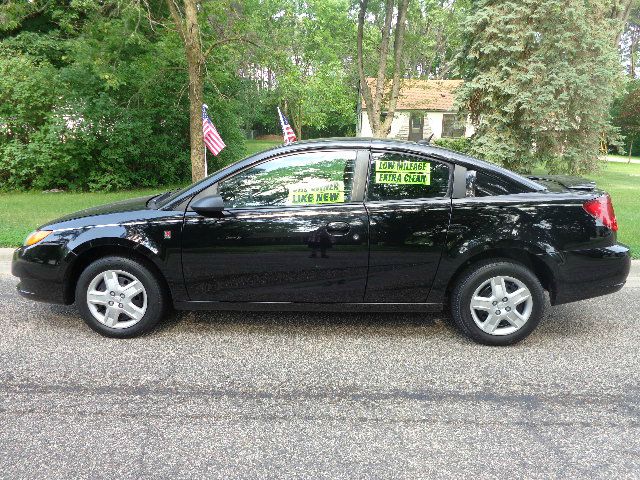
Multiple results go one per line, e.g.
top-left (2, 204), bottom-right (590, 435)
top-left (458, 0), bottom-right (623, 174)
top-left (620, 2), bottom-right (640, 77)
top-left (617, 83), bottom-right (640, 160)
top-left (165, 0), bottom-right (206, 182)
top-left (610, 0), bottom-right (636, 45)
top-left (0, 0), bottom-right (248, 191)
top-left (403, 0), bottom-right (471, 79)
top-left (236, 0), bottom-right (357, 140)
top-left (356, 0), bottom-right (411, 138)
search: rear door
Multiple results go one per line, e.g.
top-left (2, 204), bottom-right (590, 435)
top-left (181, 149), bottom-right (370, 303)
top-left (363, 150), bottom-right (452, 303)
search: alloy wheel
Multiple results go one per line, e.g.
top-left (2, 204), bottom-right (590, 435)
top-left (86, 269), bottom-right (147, 329)
top-left (469, 275), bottom-right (533, 336)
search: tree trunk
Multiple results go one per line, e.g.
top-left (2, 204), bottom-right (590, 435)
top-left (379, 0), bottom-right (410, 136)
top-left (629, 139), bottom-right (634, 163)
top-left (357, 0), bottom-right (411, 139)
top-left (372, 0), bottom-right (395, 134)
top-left (631, 36), bottom-right (638, 78)
top-left (357, 0), bottom-right (378, 135)
top-left (292, 108), bottom-right (302, 140)
top-left (612, 0), bottom-right (634, 45)
top-left (166, 0), bottom-right (206, 182)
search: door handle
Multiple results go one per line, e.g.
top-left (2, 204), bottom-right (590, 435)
top-left (326, 222), bottom-right (350, 233)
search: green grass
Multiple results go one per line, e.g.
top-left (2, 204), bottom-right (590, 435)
top-left (245, 139), bottom-right (282, 156)
top-left (531, 161), bottom-right (640, 257)
top-left (2, 144), bottom-right (639, 259)
top-left (0, 139), bottom-right (282, 247)
top-left (583, 162), bottom-right (640, 258)
top-left (0, 188), bottom-right (176, 247)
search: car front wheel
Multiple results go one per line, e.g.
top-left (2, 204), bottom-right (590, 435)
top-left (75, 256), bottom-right (167, 337)
top-left (450, 260), bottom-right (545, 346)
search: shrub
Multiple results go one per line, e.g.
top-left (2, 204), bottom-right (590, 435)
top-left (432, 137), bottom-right (472, 155)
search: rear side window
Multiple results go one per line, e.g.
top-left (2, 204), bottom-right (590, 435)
top-left (475, 171), bottom-right (528, 197)
top-left (366, 152), bottom-right (450, 201)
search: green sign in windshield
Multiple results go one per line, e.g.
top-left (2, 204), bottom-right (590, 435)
top-left (288, 180), bottom-right (345, 205)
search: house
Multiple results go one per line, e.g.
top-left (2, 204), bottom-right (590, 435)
top-left (357, 78), bottom-right (474, 141)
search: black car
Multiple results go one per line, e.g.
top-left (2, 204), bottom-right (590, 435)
top-left (12, 138), bottom-right (630, 345)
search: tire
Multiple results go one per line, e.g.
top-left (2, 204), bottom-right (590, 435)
top-left (450, 260), bottom-right (545, 346)
top-left (75, 256), bottom-right (167, 338)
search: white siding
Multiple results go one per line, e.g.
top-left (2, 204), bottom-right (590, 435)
top-left (425, 112), bottom-right (444, 139)
top-left (389, 112), bottom-right (409, 137)
top-left (358, 111), bottom-right (373, 136)
top-left (358, 111), bottom-right (409, 138)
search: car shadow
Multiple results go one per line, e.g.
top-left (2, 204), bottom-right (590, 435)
top-left (151, 307), bottom-right (463, 340)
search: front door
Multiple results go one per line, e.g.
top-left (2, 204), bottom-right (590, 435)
top-left (408, 112), bottom-right (424, 141)
top-left (181, 149), bottom-right (370, 303)
top-left (364, 151), bottom-right (452, 302)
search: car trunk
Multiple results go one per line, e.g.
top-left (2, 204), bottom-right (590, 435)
top-left (525, 174), bottom-right (597, 193)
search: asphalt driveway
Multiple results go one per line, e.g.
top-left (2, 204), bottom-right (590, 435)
top-left (1, 253), bottom-right (639, 479)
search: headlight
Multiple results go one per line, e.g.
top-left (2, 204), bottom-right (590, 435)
top-left (24, 230), bottom-right (53, 246)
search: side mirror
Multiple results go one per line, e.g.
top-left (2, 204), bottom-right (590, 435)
top-left (465, 170), bottom-right (477, 197)
top-left (191, 194), bottom-right (228, 216)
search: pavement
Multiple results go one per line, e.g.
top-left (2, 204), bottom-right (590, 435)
top-left (606, 155), bottom-right (640, 165)
top-left (1, 248), bottom-right (640, 478)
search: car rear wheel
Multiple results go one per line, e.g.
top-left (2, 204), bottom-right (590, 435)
top-left (75, 256), bottom-right (167, 337)
top-left (450, 260), bottom-right (545, 346)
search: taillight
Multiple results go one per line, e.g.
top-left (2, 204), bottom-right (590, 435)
top-left (583, 194), bottom-right (618, 231)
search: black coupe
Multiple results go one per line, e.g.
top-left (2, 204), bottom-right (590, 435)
top-left (12, 138), bottom-right (630, 345)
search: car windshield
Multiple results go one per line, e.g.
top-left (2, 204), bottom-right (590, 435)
top-left (154, 167), bottom-right (225, 209)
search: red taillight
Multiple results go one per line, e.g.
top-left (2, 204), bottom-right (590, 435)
top-left (583, 194), bottom-right (618, 231)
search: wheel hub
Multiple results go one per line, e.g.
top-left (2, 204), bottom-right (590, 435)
top-left (86, 269), bottom-right (147, 329)
top-left (469, 275), bottom-right (533, 336)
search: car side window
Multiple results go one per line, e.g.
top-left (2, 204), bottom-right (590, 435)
top-left (366, 152), bottom-right (450, 201)
top-left (475, 171), bottom-right (528, 196)
top-left (219, 150), bottom-right (357, 208)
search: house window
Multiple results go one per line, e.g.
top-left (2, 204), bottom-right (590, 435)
top-left (442, 114), bottom-right (465, 138)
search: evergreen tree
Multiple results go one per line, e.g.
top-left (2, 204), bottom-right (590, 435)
top-left (459, 0), bottom-right (623, 174)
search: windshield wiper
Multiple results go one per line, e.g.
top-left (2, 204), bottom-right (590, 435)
top-left (148, 190), bottom-right (173, 209)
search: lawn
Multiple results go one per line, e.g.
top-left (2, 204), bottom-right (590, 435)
top-left (1, 144), bottom-right (638, 258)
top-left (245, 139), bottom-right (281, 155)
top-left (530, 161), bottom-right (639, 257)
top-left (0, 187), bottom-right (175, 247)
top-left (0, 140), bottom-right (281, 247)
top-left (582, 162), bottom-right (640, 258)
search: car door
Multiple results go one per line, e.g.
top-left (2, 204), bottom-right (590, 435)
top-left (181, 149), bottom-right (370, 303)
top-left (363, 150), bottom-right (452, 303)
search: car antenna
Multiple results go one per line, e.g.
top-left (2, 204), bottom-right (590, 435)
top-left (417, 134), bottom-right (434, 145)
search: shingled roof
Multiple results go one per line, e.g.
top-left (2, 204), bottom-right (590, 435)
top-left (362, 78), bottom-right (463, 111)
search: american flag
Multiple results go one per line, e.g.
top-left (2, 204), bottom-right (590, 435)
top-left (277, 107), bottom-right (297, 144)
top-left (202, 104), bottom-right (226, 156)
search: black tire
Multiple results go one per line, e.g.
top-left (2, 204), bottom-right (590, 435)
top-left (450, 260), bottom-right (545, 346)
top-left (75, 256), bottom-right (167, 338)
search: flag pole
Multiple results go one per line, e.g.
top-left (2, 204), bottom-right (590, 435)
top-left (277, 106), bottom-right (286, 144)
top-left (203, 103), bottom-right (208, 177)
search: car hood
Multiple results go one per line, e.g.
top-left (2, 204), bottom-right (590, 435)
top-left (42, 195), bottom-right (157, 227)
